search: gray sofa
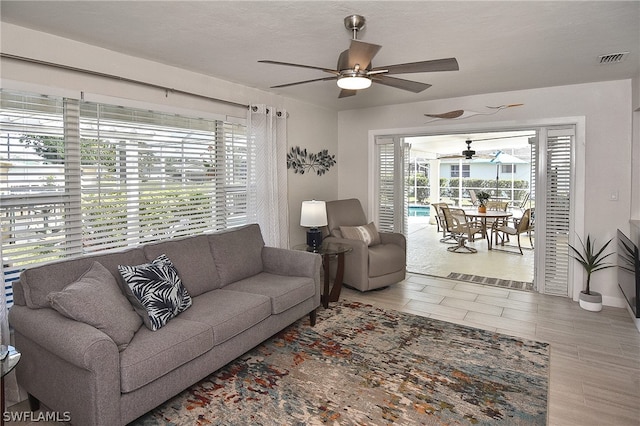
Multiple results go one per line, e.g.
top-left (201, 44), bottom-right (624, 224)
top-left (9, 224), bottom-right (321, 426)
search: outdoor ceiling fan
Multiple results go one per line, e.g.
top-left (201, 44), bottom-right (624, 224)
top-left (259, 15), bottom-right (459, 98)
top-left (438, 135), bottom-right (528, 160)
top-left (438, 139), bottom-right (487, 160)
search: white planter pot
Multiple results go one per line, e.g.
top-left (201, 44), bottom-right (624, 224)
top-left (579, 291), bottom-right (602, 312)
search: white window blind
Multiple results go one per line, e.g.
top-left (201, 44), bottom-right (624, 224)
top-left (1, 90), bottom-right (248, 305)
top-left (0, 92), bottom-right (69, 306)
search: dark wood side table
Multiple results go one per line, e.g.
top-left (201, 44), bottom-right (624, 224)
top-left (294, 242), bottom-right (352, 308)
top-left (1, 346), bottom-right (21, 426)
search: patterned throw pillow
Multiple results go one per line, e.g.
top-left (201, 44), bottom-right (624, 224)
top-left (118, 254), bottom-right (192, 331)
top-left (339, 222), bottom-right (381, 246)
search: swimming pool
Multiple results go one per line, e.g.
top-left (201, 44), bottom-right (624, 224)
top-left (408, 205), bottom-right (431, 217)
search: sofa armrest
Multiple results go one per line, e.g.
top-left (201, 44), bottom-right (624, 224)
top-left (10, 305), bottom-right (121, 426)
top-left (9, 305), bottom-right (119, 370)
top-left (379, 232), bottom-right (407, 250)
top-left (262, 246), bottom-right (321, 278)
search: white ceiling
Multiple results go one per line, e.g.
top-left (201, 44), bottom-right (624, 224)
top-left (1, 1), bottom-right (638, 112)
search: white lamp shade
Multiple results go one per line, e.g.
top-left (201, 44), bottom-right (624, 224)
top-left (300, 200), bottom-right (328, 227)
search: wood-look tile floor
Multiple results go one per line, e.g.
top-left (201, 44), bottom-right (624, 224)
top-left (340, 274), bottom-right (640, 426)
top-left (6, 274), bottom-right (639, 425)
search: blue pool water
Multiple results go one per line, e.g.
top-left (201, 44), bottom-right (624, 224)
top-left (408, 205), bottom-right (431, 217)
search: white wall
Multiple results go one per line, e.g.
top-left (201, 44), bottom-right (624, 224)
top-left (631, 74), bottom-right (640, 220)
top-left (0, 23), bottom-right (339, 247)
top-left (337, 80), bottom-right (633, 307)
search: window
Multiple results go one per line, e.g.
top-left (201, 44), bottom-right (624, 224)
top-left (450, 164), bottom-right (470, 178)
top-left (501, 164), bottom-right (516, 174)
top-left (0, 90), bottom-right (248, 305)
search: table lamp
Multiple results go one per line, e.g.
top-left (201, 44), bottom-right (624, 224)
top-left (300, 200), bottom-right (327, 251)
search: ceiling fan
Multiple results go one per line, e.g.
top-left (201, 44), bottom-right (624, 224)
top-left (259, 15), bottom-right (459, 98)
top-left (437, 139), bottom-right (484, 160)
top-left (438, 134), bottom-right (531, 160)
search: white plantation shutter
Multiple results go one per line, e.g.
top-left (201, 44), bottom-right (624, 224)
top-left (375, 137), bottom-right (408, 234)
top-left (529, 136), bottom-right (537, 210)
top-left (537, 127), bottom-right (574, 296)
top-left (377, 140), bottom-right (395, 232)
top-left (1, 90), bottom-right (248, 305)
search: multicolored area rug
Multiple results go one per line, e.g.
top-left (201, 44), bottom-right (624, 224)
top-left (447, 272), bottom-right (535, 292)
top-left (131, 301), bottom-right (548, 425)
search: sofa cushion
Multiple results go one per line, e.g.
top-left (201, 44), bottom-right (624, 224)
top-left (119, 317), bottom-right (213, 393)
top-left (118, 254), bottom-right (192, 331)
top-left (46, 262), bottom-right (142, 351)
top-left (369, 244), bottom-right (406, 278)
top-left (340, 222), bottom-right (381, 246)
top-left (177, 289), bottom-right (271, 345)
top-left (18, 247), bottom-right (146, 309)
top-left (207, 224), bottom-right (265, 287)
top-left (143, 235), bottom-right (221, 296)
top-left (225, 272), bottom-right (315, 314)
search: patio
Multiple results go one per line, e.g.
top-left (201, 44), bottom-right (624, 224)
top-left (406, 214), bottom-right (534, 287)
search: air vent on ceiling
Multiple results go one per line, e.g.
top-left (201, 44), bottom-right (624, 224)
top-left (598, 52), bottom-right (629, 64)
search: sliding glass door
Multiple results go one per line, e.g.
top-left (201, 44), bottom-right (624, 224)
top-left (373, 125), bottom-right (576, 296)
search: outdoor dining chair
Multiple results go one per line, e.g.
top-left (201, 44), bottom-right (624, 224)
top-left (440, 205), bottom-right (483, 253)
top-left (468, 189), bottom-right (479, 206)
top-left (491, 208), bottom-right (533, 255)
top-left (432, 203), bottom-right (455, 243)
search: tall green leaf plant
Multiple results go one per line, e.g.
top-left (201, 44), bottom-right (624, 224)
top-left (568, 235), bottom-right (615, 295)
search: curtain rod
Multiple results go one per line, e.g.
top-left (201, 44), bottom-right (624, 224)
top-left (1, 53), bottom-right (249, 110)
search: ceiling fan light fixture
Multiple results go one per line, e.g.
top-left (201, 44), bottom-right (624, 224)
top-left (462, 139), bottom-right (475, 159)
top-left (337, 76), bottom-right (372, 90)
top-left (462, 149), bottom-right (475, 159)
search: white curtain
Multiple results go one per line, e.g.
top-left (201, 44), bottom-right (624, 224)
top-left (247, 104), bottom-right (289, 247)
top-left (0, 243), bottom-right (8, 354)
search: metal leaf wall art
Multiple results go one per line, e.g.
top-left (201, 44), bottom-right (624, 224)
top-left (287, 146), bottom-right (336, 176)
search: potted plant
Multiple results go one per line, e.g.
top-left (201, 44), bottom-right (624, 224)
top-left (476, 190), bottom-right (491, 213)
top-left (568, 234), bottom-right (615, 312)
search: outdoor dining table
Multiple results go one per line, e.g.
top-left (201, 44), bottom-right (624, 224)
top-left (464, 210), bottom-right (513, 250)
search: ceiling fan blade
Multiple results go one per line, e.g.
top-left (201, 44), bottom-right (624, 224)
top-left (347, 40), bottom-right (382, 69)
top-left (372, 75), bottom-right (431, 93)
top-left (258, 60), bottom-right (339, 75)
top-left (270, 76), bottom-right (337, 88)
top-left (338, 89), bottom-right (357, 98)
top-left (373, 57), bottom-right (459, 74)
top-left (438, 153), bottom-right (494, 160)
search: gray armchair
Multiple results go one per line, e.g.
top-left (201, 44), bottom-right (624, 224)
top-left (323, 198), bottom-right (406, 292)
